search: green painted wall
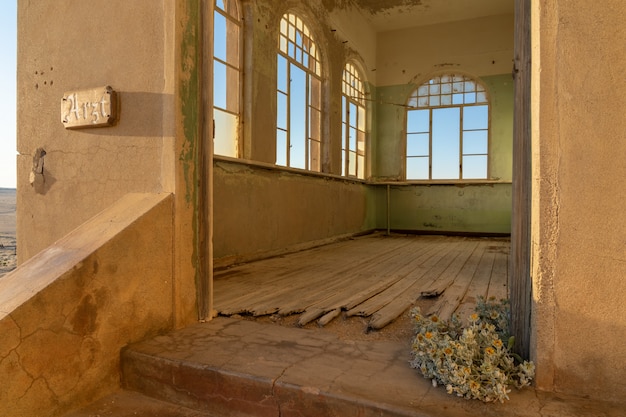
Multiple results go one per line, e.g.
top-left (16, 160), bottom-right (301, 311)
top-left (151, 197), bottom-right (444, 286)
top-left (368, 73), bottom-right (513, 234)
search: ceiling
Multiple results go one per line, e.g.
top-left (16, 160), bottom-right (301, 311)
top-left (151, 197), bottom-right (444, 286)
top-left (352, 0), bottom-right (514, 32)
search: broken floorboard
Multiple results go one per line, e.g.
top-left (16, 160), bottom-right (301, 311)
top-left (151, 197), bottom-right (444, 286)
top-left (214, 233), bottom-right (510, 331)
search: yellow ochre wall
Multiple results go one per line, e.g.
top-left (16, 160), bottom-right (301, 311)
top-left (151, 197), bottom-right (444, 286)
top-left (531, 0), bottom-right (626, 403)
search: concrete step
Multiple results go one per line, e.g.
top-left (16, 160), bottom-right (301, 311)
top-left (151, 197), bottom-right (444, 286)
top-left (120, 317), bottom-right (426, 417)
top-left (118, 317), bottom-right (623, 417)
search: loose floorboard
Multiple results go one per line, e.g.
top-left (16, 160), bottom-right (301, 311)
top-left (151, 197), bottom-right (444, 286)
top-left (214, 233), bottom-right (510, 331)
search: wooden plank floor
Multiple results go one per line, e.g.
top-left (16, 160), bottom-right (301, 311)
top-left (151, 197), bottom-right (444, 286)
top-left (214, 233), bottom-right (509, 331)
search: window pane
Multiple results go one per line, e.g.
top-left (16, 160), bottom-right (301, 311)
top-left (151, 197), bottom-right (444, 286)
top-left (309, 107), bottom-right (320, 141)
top-left (406, 157), bottom-right (429, 180)
top-left (348, 151), bottom-right (356, 176)
top-left (463, 130), bottom-right (488, 154)
top-left (431, 107), bottom-right (460, 179)
top-left (407, 109), bottom-right (429, 133)
top-left (407, 133), bottom-right (429, 156)
top-left (310, 139), bottom-right (321, 172)
top-left (357, 155), bottom-right (365, 179)
top-left (225, 19), bottom-right (239, 66)
top-left (357, 105), bottom-right (366, 131)
top-left (357, 130), bottom-right (365, 153)
top-left (462, 155), bottom-right (488, 179)
top-left (214, 60), bottom-right (227, 109)
top-left (349, 127), bottom-right (357, 151)
top-left (289, 65), bottom-right (306, 169)
top-left (277, 55), bottom-right (288, 92)
top-left (277, 91), bottom-right (287, 130)
top-left (214, 108), bottom-right (238, 157)
top-left (276, 129), bottom-right (287, 166)
top-left (463, 105), bottom-right (488, 130)
top-left (214, 12), bottom-right (227, 62)
top-left (310, 77), bottom-right (321, 109)
top-left (224, 64), bottom-right (239, 113)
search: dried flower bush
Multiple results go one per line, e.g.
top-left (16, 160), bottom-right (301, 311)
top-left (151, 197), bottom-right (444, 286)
top-left (410, 296), bottom-right (535, 403)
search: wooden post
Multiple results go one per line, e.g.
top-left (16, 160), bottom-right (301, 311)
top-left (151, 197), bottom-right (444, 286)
top-left (509, 0), bottom-right (532, 359)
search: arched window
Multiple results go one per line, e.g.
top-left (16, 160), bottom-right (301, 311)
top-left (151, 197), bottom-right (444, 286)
top-left (213, 0), bottom-right (242, 157)
top-left (341, 63), bottom-right (366, 179)
top-left (276, 13), bottom-right (322, 171)
top-left (406, 74), bottom-right (489, 180)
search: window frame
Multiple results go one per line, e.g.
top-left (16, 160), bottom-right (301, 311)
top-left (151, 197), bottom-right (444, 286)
top-left (405, 73), bottom-right (490, 181)
top-left (213, 0), bottom-right (243, 158)
top-left (341, 62), bottom-right (367, 179)
top-left (276, 12), bottom-right (323, 172)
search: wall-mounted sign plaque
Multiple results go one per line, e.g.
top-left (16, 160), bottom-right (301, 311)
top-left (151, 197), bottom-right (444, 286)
top-left (61, 86), bottom-right (117, 129)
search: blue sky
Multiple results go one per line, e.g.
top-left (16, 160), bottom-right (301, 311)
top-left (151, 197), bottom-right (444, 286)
top-left (0, 1), bottom-right (16, 188)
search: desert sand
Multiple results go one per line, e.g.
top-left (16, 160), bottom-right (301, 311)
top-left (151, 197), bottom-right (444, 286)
top-left (0, 188), bottom-right (16, 277)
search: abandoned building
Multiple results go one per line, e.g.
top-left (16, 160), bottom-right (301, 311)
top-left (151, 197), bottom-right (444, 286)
top-left (1, 0), bottom-right (624, 416)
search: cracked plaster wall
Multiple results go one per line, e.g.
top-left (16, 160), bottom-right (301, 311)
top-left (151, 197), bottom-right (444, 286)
top-left (16, 1), bottom-right (176, 262)
top-left (531, 0), bottom-right (626, 403)
top-left (0, 193), bottom-right (174, 417)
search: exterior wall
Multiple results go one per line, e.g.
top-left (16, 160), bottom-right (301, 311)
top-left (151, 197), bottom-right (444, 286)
top-left (16, 2), bottom-right (176, 262)
top-left (0, 193), bottom-right (174, 417)
top-left (213, 158), bottom-right (375, 265)
top-left (531, 0), bottom-right (626, 402)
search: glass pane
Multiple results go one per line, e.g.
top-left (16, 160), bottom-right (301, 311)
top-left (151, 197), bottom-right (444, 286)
top-left (341, 96), bottom-right (346, 123)
top-left (357, 155), bottom-right (365, 179)
top-left (463, 130), bottom-right (488, 154)
top-left (441, 83), bottom-right (452, 94)
top-left (225, 19), bottom-right (239, 66)
top-left (464, 92), bottom-right (476, 104)
top-left (463, 105), bottom-right (488, 130)
top-left (462, 155), bottom-right (488, 179)
top-left (348, 151), bottom-right (356, 176)
top-left (406, 157), bottom-right (429, 180)
top-left (276, 129), bottom-right (287, 166)
top-left (289, 65), bottom-right (306, 169)
top-left (477, 91), bottom-right (487, 103)
top-left (441, 94), bottom-right (452, 106)
top-left (429, 96), bottom-right (440, 107)
top-left (277, 91), bottom-right (287, 130)
top-left (213, 60), bottom-right (227, 109)
top-left (224, 65), bottom-right (239, 113)
top-left (216, 0), bottom-right (225, 10)
top-left (357, 105), bottom-right (366, 132)
top-left (452, 94), bottom-right (464, 105)
top-left (310, 77), bottom-right (321, 109)
top-left (309, 107), bottom-right (320, 141)
top-left (349, 127), bottom-right (357, 151)
top-left (277, 55), bottom-right (287, 92)
top-left (309, 139), bottom-right (320, 172)
top-left (407, 133), bottom-right (429, 156)
top-left (357, 130), bottom-right (365, 153)
top-left (214, 12), bottom-right (227, 62)
top-left (431, 107), bottom-right (460, 179)
top-left (349, 102), bottom-right (357, 127)
top-left (214, 109), bottom-right (238, 157)
top-left (407, 109), bottom-right (429, 133)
